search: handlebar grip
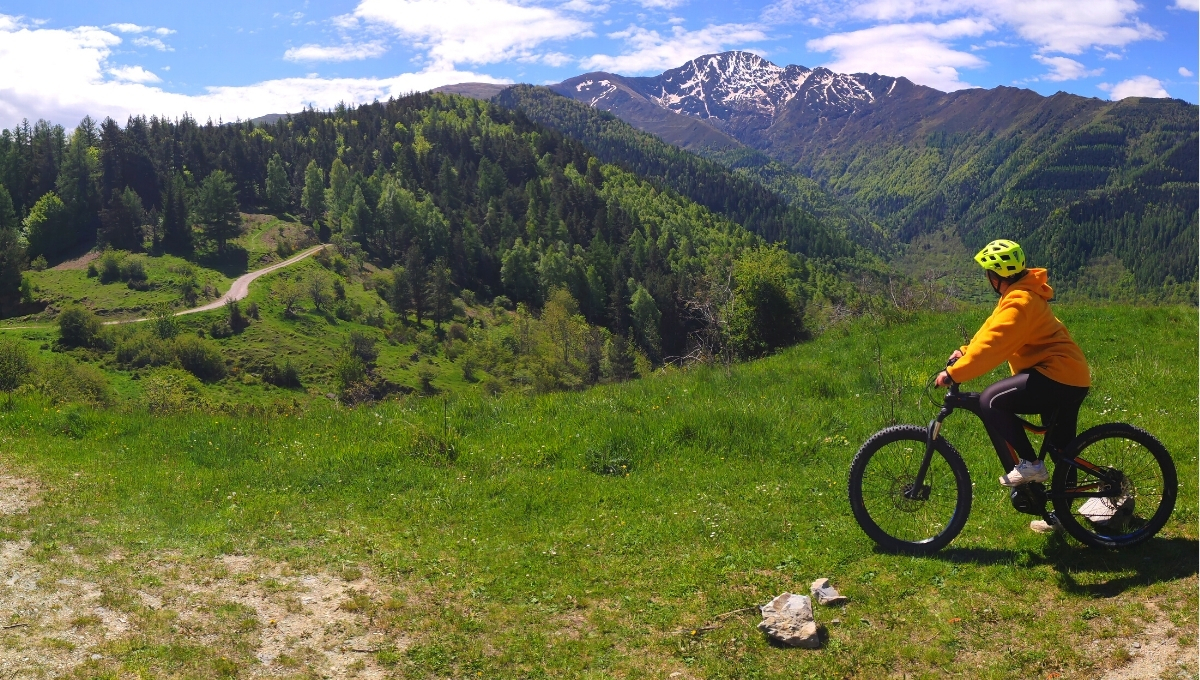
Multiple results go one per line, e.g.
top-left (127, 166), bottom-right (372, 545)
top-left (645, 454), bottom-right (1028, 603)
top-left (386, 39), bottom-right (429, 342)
top-left (946, 356), bottom-right (959, 367)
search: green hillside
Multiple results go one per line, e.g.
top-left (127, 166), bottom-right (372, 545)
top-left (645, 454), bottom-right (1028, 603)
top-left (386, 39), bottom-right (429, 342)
top-left (0, 305), bottom-right (1193, 678)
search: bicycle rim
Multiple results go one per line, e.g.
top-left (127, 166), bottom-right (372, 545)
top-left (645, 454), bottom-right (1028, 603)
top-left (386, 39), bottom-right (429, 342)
top-left (1053, 424), bottom-right (1177, 549)
top-left (850, 426), bottom-right (971, 553)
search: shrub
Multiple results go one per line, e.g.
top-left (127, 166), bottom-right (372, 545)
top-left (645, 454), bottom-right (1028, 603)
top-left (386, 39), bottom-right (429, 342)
top-left (275, 238), bottom-right (294, 259)
top-left (173, 335), bottom-right (227, 382)
top-left (246, 302), bottom-right (260, 320)
top-left (57, 306), bottom-right (102, 348)
top-left (18, 276), bottom-right (34, 304)
top-left (417, 365), bottom-right (437, 394)
top-left (448, 322), bottom-right (467, 342)
top-left (115, 331), bottom-right (173, 368)
top-left (332, 278), bottom-right (346, 300)
top-left (345, 330), bottom-right (378, 366)
top-left (415, 331), bottom-right (439, 356)
top-left (209, 318), bottom-right (234, 338)
top-left (122, 258), bottom-right (146, 282)
top-left (86, 262), bottom-right (98, 277)
top-left (29, 255), bottom-right (47, 272)
top-left (492, 295), bottom-right (512, 311)
top-left (98, 251), bottom-right (123, 283)
top-left (334, 353), bottom-right (367, 395)
top-left (0, 338), bottom-right (33, 398)
top-left (151, 304), bottom-right (179, 340)
top-left (30, 355), bottom-right (114, 406)
top-left (308, 274), bottom-right (331, 310)
top-left (226, 299), bottom-right (247, 332)
top-left (142, 368), bottom-right (206, 413)
top-left (262, 359), bottom-right (302, 388)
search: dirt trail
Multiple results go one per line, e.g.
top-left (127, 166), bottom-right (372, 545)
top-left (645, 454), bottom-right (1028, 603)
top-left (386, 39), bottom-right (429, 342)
top-left (0, 244), bottom-right (327, 330)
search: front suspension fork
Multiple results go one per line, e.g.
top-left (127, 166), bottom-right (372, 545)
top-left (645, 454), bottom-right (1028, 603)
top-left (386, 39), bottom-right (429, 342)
top-left (905, 407), bottom-right (950, 500)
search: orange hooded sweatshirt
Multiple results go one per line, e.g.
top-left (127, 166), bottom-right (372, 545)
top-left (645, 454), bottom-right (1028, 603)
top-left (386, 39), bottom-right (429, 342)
top-left (946, 268), bottom-right (1090, 387)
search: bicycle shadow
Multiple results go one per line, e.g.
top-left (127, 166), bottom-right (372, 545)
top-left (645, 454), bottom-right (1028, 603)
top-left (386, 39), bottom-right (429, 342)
top-left (925, 536), bottom-right (1198, 597)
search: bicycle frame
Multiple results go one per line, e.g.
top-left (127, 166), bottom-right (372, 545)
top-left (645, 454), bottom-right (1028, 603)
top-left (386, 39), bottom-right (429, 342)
top-left (904, 382), bottom-right (1125, 502)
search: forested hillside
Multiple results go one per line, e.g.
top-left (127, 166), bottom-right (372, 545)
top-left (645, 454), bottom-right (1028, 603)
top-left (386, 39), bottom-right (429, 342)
top-left (0, 93), bottom-right (861, 366)
top-left (547, 53), bottom-right (1198, 296)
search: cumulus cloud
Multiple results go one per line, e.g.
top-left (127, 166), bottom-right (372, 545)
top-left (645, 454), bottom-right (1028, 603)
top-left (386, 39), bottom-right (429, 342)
top-left (106, 23), bottom-right (174, 36)
top-left (1171, 0), bottom-right (1199, 10)
top-left (1032, 55), bottom-right (1102, 81)
top-left (348, 0), bottom-right (590, 67)
top-left (581, 23), bottom-right (767, 73)
top-left (284, 42), bottom-right (388, 62)
top-left (1098, 75), bottom-right (1169, 99)
top-left (807, 19), bottom-right (990, 91)
top-left (638, 0), bottom-right (688, 8)
top-left (1180, 66), bottom-right (1194, 77)
top-left (107, 65), bottom-right (161, 83)
top-left (132, 36), bottom-right (172, 51)
top-left (0, 15), bottom-right (506, 128)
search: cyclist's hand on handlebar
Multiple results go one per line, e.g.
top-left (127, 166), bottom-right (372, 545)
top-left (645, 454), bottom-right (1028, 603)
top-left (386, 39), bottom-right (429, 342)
top-left (935, 370), bottom-right (954, 388)
top-left (946, 349), bottom-right (963, 365)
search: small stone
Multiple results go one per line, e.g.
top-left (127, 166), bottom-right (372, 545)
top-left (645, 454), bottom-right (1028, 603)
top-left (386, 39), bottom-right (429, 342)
top-left (1131, 642), bottom-right (1141, 649)
top-left (758, 593), bottom-right (820, 648)
top-left (810, 578), bottom-right (849, 606)
top-left (91, 654), bottom-right (102, 661)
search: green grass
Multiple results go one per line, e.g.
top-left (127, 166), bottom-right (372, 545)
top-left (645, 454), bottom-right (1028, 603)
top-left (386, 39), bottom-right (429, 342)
top-left (2, 305), bottom-right (1196, 678)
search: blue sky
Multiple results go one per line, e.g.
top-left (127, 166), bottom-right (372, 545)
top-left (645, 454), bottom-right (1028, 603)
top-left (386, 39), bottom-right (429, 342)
top-left (0, 0), bottom-right (1195, 127)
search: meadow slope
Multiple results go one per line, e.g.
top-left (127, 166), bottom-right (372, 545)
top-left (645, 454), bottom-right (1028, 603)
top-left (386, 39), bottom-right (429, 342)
top-left (0, 306), bottom-right (1194, 679)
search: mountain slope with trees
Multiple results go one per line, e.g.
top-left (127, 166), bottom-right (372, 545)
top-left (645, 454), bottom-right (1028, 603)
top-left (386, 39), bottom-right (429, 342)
top-left (549, 51), bottom-right (1199, 293)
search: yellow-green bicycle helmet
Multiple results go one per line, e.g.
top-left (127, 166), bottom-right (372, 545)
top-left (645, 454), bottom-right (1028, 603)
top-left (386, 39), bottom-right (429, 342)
top-left (974, 239), bottom-right (1026, 276)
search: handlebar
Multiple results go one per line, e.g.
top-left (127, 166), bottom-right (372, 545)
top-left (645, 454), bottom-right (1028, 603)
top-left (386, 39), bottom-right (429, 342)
top-left (943, 357), bottom-right (959, 394)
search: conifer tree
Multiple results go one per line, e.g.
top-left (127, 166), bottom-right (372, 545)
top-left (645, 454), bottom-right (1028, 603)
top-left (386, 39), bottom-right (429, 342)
top-left (264, 153), bottom-right (290, 213)
top-left (195, 170), bottom-right (240, 253)
top-left (300, 160), bottom-right (325, 226)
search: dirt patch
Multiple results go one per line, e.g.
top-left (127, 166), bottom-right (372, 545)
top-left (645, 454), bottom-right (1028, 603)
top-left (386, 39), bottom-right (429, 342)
top-left (51, 250), bottom-right (100, 271)
top-left (0, 474), bottom-right (409, 678)
top-left (1099, 603), bottom-right (1197, 680)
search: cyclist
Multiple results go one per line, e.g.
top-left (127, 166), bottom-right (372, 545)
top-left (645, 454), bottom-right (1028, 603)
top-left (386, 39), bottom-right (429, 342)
top-left (934, 240), bottom-right (1091, 529)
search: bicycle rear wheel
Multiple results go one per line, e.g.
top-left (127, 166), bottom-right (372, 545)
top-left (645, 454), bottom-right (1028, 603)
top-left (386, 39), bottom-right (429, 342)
top-left (1051, 423), bottom-right (1177, 549)
top-left (849, 425), bottom-right (973, 555)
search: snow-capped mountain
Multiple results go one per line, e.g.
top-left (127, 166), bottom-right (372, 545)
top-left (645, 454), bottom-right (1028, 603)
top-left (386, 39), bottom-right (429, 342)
top-left (557, 51), bottom-right (909, 133)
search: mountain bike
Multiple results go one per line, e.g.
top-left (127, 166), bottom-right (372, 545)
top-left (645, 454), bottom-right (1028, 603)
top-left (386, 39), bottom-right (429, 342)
top-left (848, 363), bottom-right (1178, 554)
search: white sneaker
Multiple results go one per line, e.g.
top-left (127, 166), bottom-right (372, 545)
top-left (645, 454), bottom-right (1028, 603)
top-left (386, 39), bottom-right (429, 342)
top-left (1030, 515), bottom-right (1062, 534)
top-left (999, 460), bottom-right (1049, 487)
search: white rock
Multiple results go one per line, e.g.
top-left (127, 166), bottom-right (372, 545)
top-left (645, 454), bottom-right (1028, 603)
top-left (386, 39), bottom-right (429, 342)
top-left (810, 578), bottom-right (849, 606)
top-left (758, 593), bottom-right (820, 648)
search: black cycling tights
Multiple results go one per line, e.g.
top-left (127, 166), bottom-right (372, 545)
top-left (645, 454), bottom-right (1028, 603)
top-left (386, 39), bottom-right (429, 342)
top-left (978, 369), bottom-right (1089, 470)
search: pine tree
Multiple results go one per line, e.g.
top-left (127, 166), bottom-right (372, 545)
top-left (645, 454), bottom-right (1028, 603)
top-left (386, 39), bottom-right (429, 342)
top-left (426, 257), bottom-right (453, 331)
top-left (264, 153), bottom-right (290, 213)
top-left (195, 170), bottom-right (241, 253)
top-left (326, 158), bottom-right (352, 225)
top-left (405, 245), bottom-right (428, 325)
top-left (161, 174), bottom-right (192, 255)
top-left (301, 160), bottom-right (325, 226)
top-left (99, 187), bottom-right (145, 251)
top-left (55, 124), bottom-right (101, 249)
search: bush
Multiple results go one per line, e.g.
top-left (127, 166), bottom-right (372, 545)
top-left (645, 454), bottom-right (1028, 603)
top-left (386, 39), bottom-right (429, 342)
top-left (0, 338), bottom-right (33, 397)
top-left (276, 239), bottom-right (294, 259)
top-left (417, 365), bottom-right (437, 394)
top-left (209, 318), bottom-right (234, 338)
top-left (226, 299), bottom-right (248, 332)
top-left (30, 355), bottom-right (114, 406)
top-left (262, 359), bottom-right (302, 388)
top-left (151, 304), bottom-right (179, 340)
top-left (98, 251), bottom-right (123, 283)
top-left (115, 331), bottom-right (174, 368)
top-left (29, 255), bottom-right (47, 272)
top-left (86, 262), bottom-right (98, 277)
top-left (142, 368), bottom-right (206, 413)
top-left (246, 302), bottom-right (260, 320)
top-left (173, 335), bottom-right (227, 382)
top-left (122, 258), bottom-right (147, 282)
top-left (345, 330), bottom-right (378, 366)
top-left (334, 353), bottom-right (367, 395)
top-left (492, 295), bottom-right (512, 311)
top-left (57, 306), bottom-right (102, 348)
top-left (448, 322), bottom-right (467, 342)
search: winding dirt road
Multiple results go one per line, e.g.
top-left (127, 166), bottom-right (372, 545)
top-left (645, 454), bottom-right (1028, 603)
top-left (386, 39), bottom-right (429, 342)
top-left (0, 244), bottom-right (328, 330)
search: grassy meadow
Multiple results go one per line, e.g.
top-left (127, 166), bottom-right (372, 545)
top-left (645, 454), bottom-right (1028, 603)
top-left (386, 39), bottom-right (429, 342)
top-left (0, 305), bottom-right (1196, 678)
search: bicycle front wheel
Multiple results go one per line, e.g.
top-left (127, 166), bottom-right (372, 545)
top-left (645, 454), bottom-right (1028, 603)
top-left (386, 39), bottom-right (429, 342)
top-left (849, 425), bottom-right (973, 555)
top-left (1052, 423), bottom-right (1177, 549)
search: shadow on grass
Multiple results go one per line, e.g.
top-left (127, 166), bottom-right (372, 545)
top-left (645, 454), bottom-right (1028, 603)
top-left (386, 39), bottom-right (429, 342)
top-left (928, 536), bottom-right (1198, 597)
top-left (194, 245), bottom-right (249, 277)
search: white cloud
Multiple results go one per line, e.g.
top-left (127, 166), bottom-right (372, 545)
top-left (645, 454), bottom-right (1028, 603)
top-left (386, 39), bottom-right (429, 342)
top-left (807, 19), bottom-right (991, 91)
top-left (1180, 66), bottom-right (1194, 77)
top-left (132, 36), bottom-right (172, 51)
top-left (1032, 55), bottom-right (1102, 81)
top-left (349, 0), bottom-right (590, 68)
top-left (581, 23), bottom-right (767, 73)
top-left (849, 0), bottom-right (1161, 55)
top-left (0, 14), bottom-right (508, 128)
top-left (559, 0), bottom-right (609, 12)
top-left (637, 0), bottom-right (688, 8)
top-left (1171, 0), bottom-right (1199, 10)
top-left (284, 42), bottom-right (388, 62)
top-left (106, 23), bottom-right (174, 36)
top-left (107, 65), bottom-right (161, 83)
top-left (1098, 75), bottom-right (1169, 99)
